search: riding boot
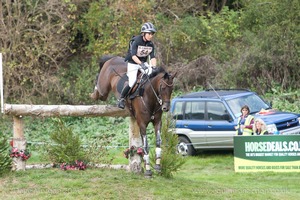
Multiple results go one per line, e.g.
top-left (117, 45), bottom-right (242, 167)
top-left (118, 85), bottom-right (131, 109)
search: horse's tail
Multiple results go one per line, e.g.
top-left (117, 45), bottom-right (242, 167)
top-left (98, 55), bottom-right (115, 72)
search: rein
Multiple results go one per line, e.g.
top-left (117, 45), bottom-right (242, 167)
top-left (146, 74), bottom-right (162, 106)
top-left (140, 73), bottom-right (173, 119)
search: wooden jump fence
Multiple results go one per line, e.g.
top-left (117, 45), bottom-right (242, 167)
top-left (3, 104), bottom-right (143, 173)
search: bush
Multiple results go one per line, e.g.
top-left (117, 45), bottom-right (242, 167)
top-left (45, 118), bottom-right (113, 168)
top-left (152, 113), bottom-right (186, 178)
top-left (0, 134), bottom-right (12, 176)
top-left (46, 118), bottom-right (86, 165)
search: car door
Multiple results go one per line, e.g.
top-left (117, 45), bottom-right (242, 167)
top-left (173, 100), bottom-right (207, 149)
top-left (205, 101), bottom-right (236, 149)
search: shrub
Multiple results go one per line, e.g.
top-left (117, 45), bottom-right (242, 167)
top-left (46, 118), bottom-right (86, 165)
top-left (45, 118), bottom-right (113, 169)
top-left (152, 113), bottom-right (186, 178)
top-left (0, 134), bottom-right (12, 176)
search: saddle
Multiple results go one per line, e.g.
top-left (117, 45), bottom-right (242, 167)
top-left (117, 72), bottom-right (148, 100)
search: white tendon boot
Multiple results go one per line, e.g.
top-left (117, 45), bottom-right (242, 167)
top-left (154, 147), bottom-right (162, 172)
top-left (143, 154), bottom-right (152, 177)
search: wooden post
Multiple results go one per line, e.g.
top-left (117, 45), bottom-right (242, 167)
top-left (129, 117), bottom-right (143, 174)
top-left (12, 116), bottom-right (26, 171)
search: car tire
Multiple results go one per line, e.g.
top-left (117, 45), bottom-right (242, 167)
top-left (177, 136), bottom-right (196, 156)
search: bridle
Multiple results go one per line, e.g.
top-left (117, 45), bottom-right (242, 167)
top-left (140, 74), bottom-right (174, 119)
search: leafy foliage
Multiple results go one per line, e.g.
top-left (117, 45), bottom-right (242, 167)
top-left (84, 136), bottom-right (115, 165)
top-left (0, 134), bottom-right (12, 176)
top-left (44, 117), bottom-right (116, 166)
top-left (152, 113), bottom-right (185, 178)
top-left (46, 118), bottom-right (86, 164)
top-left (214, 0), bottom-right (300, 93)
top-left (75, 0), bottom-right (154, 58)
top-left (264, 86), bottom-right (300, 113)
top-left (1, 0), bottom-right (298, 104)
top-left (0, 0), bottom-right (83, 104)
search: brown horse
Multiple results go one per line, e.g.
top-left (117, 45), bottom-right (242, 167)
top-left (90, 56), bottom-right (176, 176)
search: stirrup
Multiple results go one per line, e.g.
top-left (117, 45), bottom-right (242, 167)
top-left (117, 98), bottom-right (126, 109)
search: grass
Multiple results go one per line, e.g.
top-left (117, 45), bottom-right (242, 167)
top-left (1, 150), bottom-right (299, 200)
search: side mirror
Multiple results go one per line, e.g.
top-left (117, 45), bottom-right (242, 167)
top-left (269, 101), bottom-right (273, 108)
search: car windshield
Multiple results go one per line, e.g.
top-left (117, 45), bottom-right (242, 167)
top-left (226, 93), bottom-right (270, 118)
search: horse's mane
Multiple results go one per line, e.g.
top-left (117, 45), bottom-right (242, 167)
top-left (148, 67), bottom-right (166, 79)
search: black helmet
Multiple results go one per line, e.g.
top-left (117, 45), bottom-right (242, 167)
top-left (141, 22), bottom-right (157, 33)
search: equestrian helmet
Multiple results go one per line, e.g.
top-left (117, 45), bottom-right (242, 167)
top-left (141, 22), bottom-right (157, 33)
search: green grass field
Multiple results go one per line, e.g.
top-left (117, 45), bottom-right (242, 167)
top-left (0, 150), bottom-right (299, 200)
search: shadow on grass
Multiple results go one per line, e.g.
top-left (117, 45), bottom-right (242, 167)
top-left (195, 149), bottom-right (234, 157)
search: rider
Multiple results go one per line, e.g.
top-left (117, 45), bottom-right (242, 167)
top-left (117, 22), bottom-right (157, 109)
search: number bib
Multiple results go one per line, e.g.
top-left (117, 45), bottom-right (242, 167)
top-left (137, 46), bottom-right (153, 57)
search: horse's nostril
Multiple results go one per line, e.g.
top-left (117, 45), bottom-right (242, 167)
top-left (162, 107), bottom-right (169, 112)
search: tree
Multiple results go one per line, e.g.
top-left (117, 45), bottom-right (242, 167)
top-left (0, 0), bottom-right (86, 103)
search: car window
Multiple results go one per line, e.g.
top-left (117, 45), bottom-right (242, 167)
top-left (185, 101), bottom-right (205, 120)
top-left (207, 102), bottom-right (228, 121)
top-left (173, 101), bottom-right (184, 120)
top-left (226, 94), bottom-right (269, 118)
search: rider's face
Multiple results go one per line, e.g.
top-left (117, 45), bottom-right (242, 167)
top-left (241, 108), bottom-right (249, 116)
top-left (144, 32), bottom-right (154, 41)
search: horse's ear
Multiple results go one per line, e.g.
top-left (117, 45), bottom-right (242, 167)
top-left (170, 72), bottom-right (177, 79)
top-left (172, 72), bottom-right (177, 78)
top-left (163, 72), bottom-right (169, 79)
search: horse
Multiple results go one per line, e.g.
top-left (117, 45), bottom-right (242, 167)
top-left (90, 56), bottom-right (176, 176)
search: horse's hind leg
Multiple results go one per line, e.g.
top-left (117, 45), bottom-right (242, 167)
top-left (90, 74), bottom-right (110, 101)
top-left (90, 87), bottom-right (100, 100)
top-left (90, 74), bottom-right (100, 100)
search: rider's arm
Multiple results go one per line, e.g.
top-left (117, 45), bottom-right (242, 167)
top-left (132, 55), bottom-right (142, 65)
top-left (150, 58), bottom-right (157, 67)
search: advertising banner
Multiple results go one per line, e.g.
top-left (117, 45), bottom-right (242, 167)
top-left (234, 135), bottom-right (300, 172)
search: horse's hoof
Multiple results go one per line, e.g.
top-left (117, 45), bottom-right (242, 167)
top-left (144, 170), bottom-right (152, 178)
top-left (154, 164), bottom-right (161, 173)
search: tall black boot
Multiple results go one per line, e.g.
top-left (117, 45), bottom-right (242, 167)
top-left (118, 85), bottom-right (131, 109)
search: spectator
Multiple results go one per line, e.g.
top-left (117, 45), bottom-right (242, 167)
top-left (253, 118), bottom-right (269, 135)
top-left (234, 105), bottom-right (254, 135)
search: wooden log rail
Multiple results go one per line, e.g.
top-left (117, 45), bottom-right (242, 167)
top-left (4, 104), bottom-right (129, 117)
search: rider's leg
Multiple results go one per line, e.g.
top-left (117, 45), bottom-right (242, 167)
top-left (117, 85), bottom-right (131, 109)
top-left (117, 63), bottom-right (139, 109)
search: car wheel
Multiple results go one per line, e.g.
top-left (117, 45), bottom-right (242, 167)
top-left (177, 136), bottom-right (196, 156)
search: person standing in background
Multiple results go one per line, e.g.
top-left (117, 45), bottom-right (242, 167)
top-left (253, 118), bottom-right (269, 135)
top-left (234, 105), bottom-right (254, 135)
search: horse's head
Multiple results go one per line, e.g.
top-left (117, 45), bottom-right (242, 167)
top-left (158, 71), bottom-right (177, 112)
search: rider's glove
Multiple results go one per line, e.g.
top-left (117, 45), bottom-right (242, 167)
top-left (140, 62), bottom-right (148, 70)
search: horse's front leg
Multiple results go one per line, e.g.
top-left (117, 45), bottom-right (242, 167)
top-left (140, 127), bottom-right (152, 177)
top-left (154, 120), bottom-right (162, 172)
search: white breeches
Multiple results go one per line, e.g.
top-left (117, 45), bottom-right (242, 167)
top-left (127, 62), bottom-right (153, 87)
